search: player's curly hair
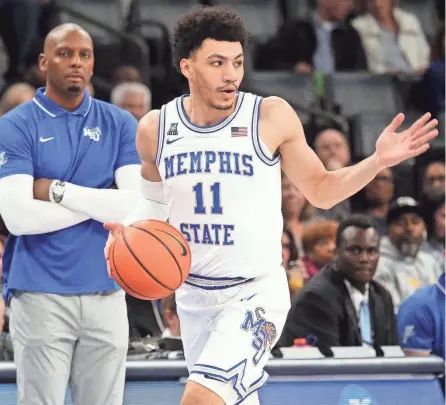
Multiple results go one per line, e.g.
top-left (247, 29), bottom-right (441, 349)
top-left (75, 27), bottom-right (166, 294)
top-left (172, 5), bottom-right (248, 71)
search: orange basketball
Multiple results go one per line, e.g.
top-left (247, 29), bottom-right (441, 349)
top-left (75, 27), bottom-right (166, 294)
top-left (109, 220), bottom-right (192, 300)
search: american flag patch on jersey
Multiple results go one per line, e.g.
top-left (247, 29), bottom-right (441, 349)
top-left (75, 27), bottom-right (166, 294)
top-left (231, 126), bottom-right (248, 137)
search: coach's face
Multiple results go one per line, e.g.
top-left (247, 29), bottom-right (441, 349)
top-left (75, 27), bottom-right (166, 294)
top-left (39, 29), bottom-right (94, 95)
top-left (182, 39), bottom-right (244, 111)
top-left (334, 226), bottom-right (380, 289)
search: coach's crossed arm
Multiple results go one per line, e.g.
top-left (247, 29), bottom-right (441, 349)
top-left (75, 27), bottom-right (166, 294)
top-left (0, 174), bottom-right (90, 236)
top-left (0, 167), bottom-right (143, 238)
top-left (0, 166), bottom-right (142, 236)
top-left (32, 164), bottom-right (142, 224)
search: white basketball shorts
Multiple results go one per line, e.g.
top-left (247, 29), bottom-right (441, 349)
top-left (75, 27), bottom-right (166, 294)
top-left (176, 270), bottom-right (291, 405)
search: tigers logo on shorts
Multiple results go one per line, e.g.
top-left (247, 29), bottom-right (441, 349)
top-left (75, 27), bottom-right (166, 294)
top-left (240, 307), bottom-right (277, 365)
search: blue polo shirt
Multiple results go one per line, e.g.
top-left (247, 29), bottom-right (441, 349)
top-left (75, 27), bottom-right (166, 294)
top-left (397, 273), bottom-right (445, 360)
top-left (0, 88), bottom-right (140, 299)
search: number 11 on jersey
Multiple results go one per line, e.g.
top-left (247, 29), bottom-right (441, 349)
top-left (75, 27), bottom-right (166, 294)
top-left (193, 182), bottom-right (223, 214)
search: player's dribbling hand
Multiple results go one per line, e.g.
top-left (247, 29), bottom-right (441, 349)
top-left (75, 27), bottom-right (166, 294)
top-left (103, 222), bottom-right (124, 277)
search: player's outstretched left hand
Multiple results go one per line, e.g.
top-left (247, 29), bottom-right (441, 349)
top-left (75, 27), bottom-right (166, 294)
top-left (375, 112), bottom-right (438, 168)
top-left (103, 222), bottom-right (124, 277)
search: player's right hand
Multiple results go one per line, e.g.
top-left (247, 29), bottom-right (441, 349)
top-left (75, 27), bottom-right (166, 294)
top-left (103, 222), bottom-right (124, 277)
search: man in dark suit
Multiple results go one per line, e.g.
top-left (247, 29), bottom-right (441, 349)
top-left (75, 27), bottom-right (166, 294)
top-left (279, 214), bottom-right (399, 352)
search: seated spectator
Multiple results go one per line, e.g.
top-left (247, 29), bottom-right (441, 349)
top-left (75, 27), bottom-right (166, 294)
top-left (352, 0), bottom-right (430, 73)
top-left (111, 82), bottom-right (152, 121)
top-left (255, 0), bottom-right (367, 73)
top-left (282, 228), bottom-right (308, 294)
top-left (313, 128), bottom-right (352, 221)
top-left (375, 197), bottom-right (443, 309)
top-left (397, 273), bottom-right (444, 360)
top-left (282, 228), bottom-right (299, 269)
top-left (278, 214), bottom-right (398, 351)
top-left (23, 64), bottom-right (46, 89)
top-left (0, 0), bottom-right (42, 82)
top-left (281, 172), bottom-right (317, 255)
top-left (301, 220), bottom-right (338, 280)
top-left (0, 82), bottom-right (35, 115)
top-left (357, 167), bottom-right (395, 235)
top-left (420, 160), bottom-right (445, 205)
top-left (422, 200), bottom-right (445, 268)
top-left (112, 65), bottom-right (143, 85)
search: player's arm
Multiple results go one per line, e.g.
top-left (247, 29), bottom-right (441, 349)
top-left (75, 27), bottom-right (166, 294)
top-left (120, 109), bottom-right (169, 226)
top-left (0, 118), bottom-right (89, 236)
top-left (103, 110), bottom-right (168, 272)
top-left (263, 98), bottom-right (437, 209)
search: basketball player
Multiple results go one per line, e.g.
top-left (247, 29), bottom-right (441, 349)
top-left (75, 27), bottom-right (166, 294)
top-left (104, 6), bottom-right (438, 405)
top-left (0, 24), bottom-right (143, 405)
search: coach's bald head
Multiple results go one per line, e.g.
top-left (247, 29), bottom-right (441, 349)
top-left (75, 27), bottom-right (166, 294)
top-left (43, 23), bottom-right (92, 54)
top-left (39, 23), bottom-right (94, 99)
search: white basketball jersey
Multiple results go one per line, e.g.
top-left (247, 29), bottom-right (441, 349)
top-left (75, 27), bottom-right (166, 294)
top-left (156, 92), bottom-right (283, 279)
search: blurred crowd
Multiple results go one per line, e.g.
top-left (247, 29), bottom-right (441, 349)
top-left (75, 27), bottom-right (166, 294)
top-left (0, 0), bottom-right (444, 366)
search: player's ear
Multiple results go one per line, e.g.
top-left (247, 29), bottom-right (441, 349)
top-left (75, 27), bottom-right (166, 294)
top-left (180, 58), bottom-right (192, 79)
top-left (38, 53), bottom-right (47, 73)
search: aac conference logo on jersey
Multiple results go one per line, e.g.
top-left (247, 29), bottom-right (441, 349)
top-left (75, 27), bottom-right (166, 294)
top-left (167, 123), bottom-right (183, 145)
top-left (83, 127), bottom-right (101, 142)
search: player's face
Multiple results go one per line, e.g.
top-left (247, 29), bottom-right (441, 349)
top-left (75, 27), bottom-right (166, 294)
top-left (40, 30), bottom-right (94, 95)
top-left (334, 227), bottom-right (380, 286)
top-left (185, 39), bottom-right (244, 111)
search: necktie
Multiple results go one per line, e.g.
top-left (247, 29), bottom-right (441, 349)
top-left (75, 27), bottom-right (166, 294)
top-left (359, 300), bottom-right (372, 345)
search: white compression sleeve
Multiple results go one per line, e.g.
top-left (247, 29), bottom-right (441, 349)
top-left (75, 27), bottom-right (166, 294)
top-left (122, 176), bottom-right (168, 226)
top-left (61, 184), bottom-right (140, 224)
top-left (60, 164), bottom-right (142, 224)
top-left (0, 174), bottom-right (89, 236)
top-left (114, 164), bottom-right (141, 190)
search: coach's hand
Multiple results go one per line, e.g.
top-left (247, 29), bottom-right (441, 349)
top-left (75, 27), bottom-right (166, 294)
top-left (103, 222), bottom-right (124, 277)
top-left (33, 178), bottom-right (54, 201)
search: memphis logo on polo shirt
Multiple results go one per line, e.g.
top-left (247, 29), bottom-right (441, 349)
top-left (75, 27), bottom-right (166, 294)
top-left (83, 127), bottom-right (101, 142)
